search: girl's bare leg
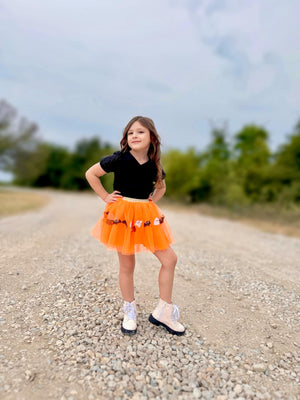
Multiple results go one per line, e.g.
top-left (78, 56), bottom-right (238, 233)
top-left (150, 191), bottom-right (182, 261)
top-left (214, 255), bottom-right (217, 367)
top-left (154, 247), bottom-right (177, 304)
top-left (118, 252), bottom-right (135, 302)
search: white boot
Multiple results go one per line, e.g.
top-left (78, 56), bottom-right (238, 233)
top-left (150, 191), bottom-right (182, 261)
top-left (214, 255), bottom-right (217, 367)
top-left (121, 299), bottom-right (137, 335)
top-left (149, 298), bottom-right (185, 336)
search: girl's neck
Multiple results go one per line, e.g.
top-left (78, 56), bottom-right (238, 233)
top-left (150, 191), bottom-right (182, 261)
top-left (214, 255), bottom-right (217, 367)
top-left (130, 149), bottom-right (149, 163)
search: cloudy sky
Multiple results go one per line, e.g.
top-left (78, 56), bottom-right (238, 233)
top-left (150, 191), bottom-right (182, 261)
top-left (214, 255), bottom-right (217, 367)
top-left (1, 0), bottom-right (300, 158)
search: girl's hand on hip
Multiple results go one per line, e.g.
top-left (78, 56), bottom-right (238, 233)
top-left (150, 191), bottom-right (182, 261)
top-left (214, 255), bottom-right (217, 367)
top-left (104, 191), bottom-right (122, 203)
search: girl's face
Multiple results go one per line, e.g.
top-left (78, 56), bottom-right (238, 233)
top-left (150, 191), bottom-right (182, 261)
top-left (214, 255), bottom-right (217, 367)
top-left (127, 121), bottom-right (151, 152)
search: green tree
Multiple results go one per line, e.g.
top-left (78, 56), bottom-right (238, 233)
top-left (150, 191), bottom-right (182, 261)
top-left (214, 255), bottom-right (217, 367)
top-left (271, 119), bottom-right (300, 203)
top-left (0, 99), bottom-right (39, 172)
top-left (12, 142), bottom-right (69, 187)
top-left (232, 124), bottom-right (271, 202)
top-left (61, 137), bottom-right (116, 190)
top-left (193, 124), bottom-right (234, 204)
top-left (163, 148), bottom-right (202, 201)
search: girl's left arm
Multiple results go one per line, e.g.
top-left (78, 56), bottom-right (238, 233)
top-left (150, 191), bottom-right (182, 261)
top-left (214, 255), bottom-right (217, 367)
top-left (149, 180), bottom-right (166, 203)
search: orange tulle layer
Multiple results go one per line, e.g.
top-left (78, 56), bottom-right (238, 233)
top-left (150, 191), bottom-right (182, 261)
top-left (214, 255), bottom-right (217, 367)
top-left (90, 197), bottom-right (174, 255)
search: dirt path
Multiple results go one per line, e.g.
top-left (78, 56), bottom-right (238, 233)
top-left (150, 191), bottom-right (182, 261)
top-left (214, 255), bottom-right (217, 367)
top-left (0, 189), bottom-right (299, 399)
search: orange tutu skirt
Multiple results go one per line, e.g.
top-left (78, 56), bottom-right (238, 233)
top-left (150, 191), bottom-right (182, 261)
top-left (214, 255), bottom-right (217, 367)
top-left (90, 197), bottom-right (174, 255)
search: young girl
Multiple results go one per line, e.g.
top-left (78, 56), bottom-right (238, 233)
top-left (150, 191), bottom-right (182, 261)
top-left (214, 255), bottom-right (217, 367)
top-left (85, 116), bottom-right (185, 336)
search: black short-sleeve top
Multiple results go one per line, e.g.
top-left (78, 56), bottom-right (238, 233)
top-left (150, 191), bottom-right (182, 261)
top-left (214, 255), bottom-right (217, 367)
top-left (99, 150), bottom-right (166, 199)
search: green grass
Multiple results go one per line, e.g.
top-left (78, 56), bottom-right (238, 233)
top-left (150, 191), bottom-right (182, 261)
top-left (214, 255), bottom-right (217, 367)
top-left (0, 189), bottom-right (49, 218)
top-left (161, 197), bottom-right (300, 239)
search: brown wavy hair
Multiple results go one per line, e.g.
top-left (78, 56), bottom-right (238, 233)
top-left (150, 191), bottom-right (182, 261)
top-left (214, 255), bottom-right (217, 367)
top-left (120, 116), bottom-right (164, 188)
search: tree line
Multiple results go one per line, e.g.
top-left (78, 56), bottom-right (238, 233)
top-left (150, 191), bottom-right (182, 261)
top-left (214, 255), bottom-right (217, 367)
top-left (1, 99), bottom-right (300, 207)
top-left (163, 122), bottom-right (300, 207)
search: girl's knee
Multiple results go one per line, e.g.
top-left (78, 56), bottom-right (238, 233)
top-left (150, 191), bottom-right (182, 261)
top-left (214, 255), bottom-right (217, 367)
top-left (118, 253), bottom-right (135, 271)
top-left (172, 253), bottom-right (177, 268)
top-left (119, 263), bottom-right (135, 273)
top-left (164, 252), bottom-right (177, 269)
top-left (169, 248), bottom-right (177, 267)
top-left (155, 247), bottom-right (177, 269)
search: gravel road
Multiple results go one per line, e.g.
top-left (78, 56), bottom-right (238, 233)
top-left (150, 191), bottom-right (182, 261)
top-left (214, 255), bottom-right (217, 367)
top-left (0, 189), bottom-right (299, 400)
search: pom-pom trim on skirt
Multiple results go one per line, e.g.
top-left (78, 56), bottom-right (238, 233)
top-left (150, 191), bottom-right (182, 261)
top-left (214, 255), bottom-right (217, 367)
top-left (90, 197), bottom-right (174, 255)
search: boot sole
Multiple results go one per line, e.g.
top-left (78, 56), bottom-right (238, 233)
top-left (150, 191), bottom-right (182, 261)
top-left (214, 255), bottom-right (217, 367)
top-left (148, 314), bottom-right (185, 336)
top-left (121, 324), bottom-right (137, 336)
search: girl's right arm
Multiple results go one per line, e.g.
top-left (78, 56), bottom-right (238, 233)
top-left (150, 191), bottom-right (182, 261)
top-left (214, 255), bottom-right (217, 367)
top-left (85, 163), bottom-right (122, 203)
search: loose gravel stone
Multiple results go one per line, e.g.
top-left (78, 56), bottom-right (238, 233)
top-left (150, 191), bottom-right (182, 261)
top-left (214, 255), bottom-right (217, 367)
top-left (0, 189), bottom-right (299, 400)
top-left (252, 363), bottom-right (267, 372)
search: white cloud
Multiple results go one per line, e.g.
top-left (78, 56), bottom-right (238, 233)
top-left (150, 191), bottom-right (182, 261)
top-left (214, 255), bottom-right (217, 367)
top-left (0, 0), bottom-right (299, 154)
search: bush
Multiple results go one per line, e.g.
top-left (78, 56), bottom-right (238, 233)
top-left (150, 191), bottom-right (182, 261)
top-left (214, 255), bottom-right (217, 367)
top-left (277, 181), bottom-right (300, 205)
top-left (224, 183), bottom-right (250, 208)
